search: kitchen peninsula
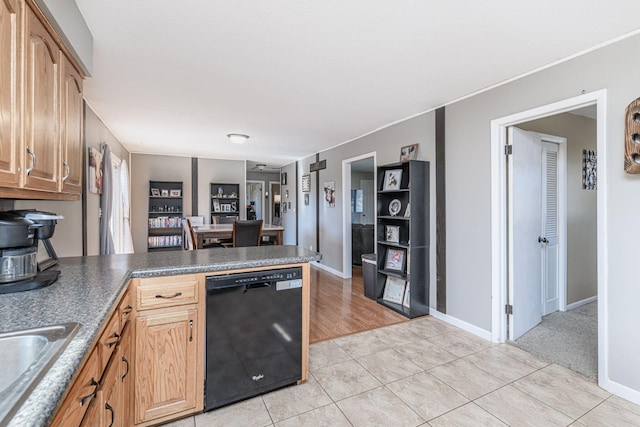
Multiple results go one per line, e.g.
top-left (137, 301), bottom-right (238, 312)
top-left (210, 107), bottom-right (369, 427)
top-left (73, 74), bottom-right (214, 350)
top-left (1, 246), bottom-right (320, 427)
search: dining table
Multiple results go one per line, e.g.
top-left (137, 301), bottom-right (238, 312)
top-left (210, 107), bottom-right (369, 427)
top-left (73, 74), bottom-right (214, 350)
top-left (192, 223), bottom-right (284, 249)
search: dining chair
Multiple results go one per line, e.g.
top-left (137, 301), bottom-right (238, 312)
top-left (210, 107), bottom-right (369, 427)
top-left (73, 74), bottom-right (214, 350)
top-left (232, 219), bottom-right (263, 247)
top-left (212, 215), bottom-right (238, 225)
top-left (183, 218), bottom-right (197, 250)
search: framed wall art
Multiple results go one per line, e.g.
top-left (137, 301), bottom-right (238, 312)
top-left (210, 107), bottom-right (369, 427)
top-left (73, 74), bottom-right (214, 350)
top-left (399, 143), bottom-right (419, 162)
top-left (302, 174), bottom-right (311, 192)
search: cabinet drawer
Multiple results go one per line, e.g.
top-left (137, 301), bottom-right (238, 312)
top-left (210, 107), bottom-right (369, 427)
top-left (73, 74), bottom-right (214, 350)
top-left (136, 275), bottom-right (199, 310)
top-left (50, 348), bottom-right (100, 427)
top-left (97, 308), bottom-right (121, 371)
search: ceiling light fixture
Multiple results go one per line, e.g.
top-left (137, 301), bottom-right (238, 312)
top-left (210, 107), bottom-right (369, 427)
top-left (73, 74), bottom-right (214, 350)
top-left (227, 133), bottom-right (249, 144)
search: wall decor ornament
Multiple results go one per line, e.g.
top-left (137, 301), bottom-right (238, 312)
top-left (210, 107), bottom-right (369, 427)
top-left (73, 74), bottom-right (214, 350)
top-left (323, 181), bottom-right (335, 207)
top-left (301, 174), bottom-right (311, 192)
top-left (582, 150), bottom-right (597, 190)
top-left (399, 144), bottom-right (419, 162)
top-left (624, 97), bottom-right (640, 173)
top-left (88, 147), bottom-right (103, 194)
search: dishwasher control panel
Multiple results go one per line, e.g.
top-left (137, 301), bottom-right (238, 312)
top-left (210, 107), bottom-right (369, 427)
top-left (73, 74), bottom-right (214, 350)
top-left (206, 267), bottom-right (302, 290)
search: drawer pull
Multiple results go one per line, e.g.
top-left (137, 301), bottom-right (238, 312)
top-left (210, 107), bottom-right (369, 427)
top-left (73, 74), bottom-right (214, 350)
top-left (105, 402), bottom-right (114, 427)
top-left (80, 378), bottom-right (99, 406)
top-left (189, 319), bottom-right (193, 342)
top-left (155, 292), bottom-right (182, 299)
top-left (62, 161), bottom-right (70, 182)
top-left (121, 355), bottom-right (130, 381)
top-left (122, 305), bottom-right (133, 315)
top-left (106, 332), bottom-right (121, 348)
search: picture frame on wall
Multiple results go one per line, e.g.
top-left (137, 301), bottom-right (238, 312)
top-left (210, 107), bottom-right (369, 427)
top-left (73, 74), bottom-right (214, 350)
top-left (385, 225), bottom-right (400, 243)
top-left (302, 174), bottom-right (311, 192)
top-left (399, 144), bottom-right (419, 162)
top-left (382, 169), bottom-right (402, 191)
top-left (384, 248), bottom-right (406, 271)
top-left (382, 276), bottom-right (406, 304)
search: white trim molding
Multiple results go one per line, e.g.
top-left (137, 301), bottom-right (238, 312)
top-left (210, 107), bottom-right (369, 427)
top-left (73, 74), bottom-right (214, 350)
top-left (565, 295), bottom-right (597, 311)
top-left (430, 310), bottom-right (493, 342)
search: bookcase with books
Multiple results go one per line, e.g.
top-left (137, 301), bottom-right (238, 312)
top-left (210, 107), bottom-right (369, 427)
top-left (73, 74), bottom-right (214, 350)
top-left (148, 180), bottom-right (183, 251)
top-left (376, 160), bottom-right (430, 318)
top-left (210, 183), bottom-right (240, 223)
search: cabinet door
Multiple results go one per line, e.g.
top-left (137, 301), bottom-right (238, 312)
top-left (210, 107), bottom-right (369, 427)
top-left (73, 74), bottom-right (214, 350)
top-left (0, 0), bottom-right (21, 187)
top-left (23, 6), bottom-right (59, 192)
top-left (100, 347), bottom-right (122, 427)
top-left (59, 54), bottom-right (83, 194)
top-left (134, 308), bottom-right (199, 423)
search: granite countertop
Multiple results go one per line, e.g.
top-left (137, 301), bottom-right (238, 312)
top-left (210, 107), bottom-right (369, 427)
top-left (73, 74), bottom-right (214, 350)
top-left (1, 245), bottom-right (321, 427)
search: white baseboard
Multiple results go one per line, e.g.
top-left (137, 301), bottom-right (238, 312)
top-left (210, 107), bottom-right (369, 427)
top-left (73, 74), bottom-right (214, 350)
top-left (429, 310), bottom-right (493, 342)
top-left (604, 378), bottom-right (640, 405)
top-left (565, 295), bottom-right (597, 311)
top-left (311, 261), bottom-right (346, 278)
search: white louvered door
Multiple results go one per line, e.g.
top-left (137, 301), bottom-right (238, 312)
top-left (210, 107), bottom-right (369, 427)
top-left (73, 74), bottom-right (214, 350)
top-left (541, 141), bottom-right (560, 315)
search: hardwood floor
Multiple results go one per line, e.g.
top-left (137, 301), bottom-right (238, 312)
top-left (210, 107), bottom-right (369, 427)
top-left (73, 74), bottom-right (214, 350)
top-left (309, 264), bottom-right (407, 343)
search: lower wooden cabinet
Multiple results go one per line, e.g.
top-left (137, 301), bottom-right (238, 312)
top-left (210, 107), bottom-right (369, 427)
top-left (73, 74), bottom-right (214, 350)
top-left (134, 307), bottom-right (200, 424)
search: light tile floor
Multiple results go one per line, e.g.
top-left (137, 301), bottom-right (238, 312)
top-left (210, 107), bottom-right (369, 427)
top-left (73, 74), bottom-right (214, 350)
top-left (163, 317), bottom-right (640, 427)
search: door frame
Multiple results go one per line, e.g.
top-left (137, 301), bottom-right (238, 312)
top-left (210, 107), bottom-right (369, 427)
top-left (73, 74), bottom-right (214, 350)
top-left (268, 180), bottom-right (280, 224)
top-left (507, 129), bottom-right (567, 340)
top-left (246, 180), bottom-right (265, 220)
top-left (342, 151), bottom-right (377, 279)
top-left (490, 89), bottom-right (608, 387)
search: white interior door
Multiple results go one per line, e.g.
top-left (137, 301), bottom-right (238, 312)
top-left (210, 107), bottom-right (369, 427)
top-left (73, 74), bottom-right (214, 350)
top-left (509, 127), bottom-right (543, 340)
top-left (246, 181), bottom-right (264, 220)
top-left (361, 180), bottom-right (374, 225)
top-left (542, 141), bottom-right (560, 315)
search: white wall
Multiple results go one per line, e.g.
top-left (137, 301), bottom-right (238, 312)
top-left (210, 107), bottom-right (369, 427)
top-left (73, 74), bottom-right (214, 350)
top-left (519, 113), bottom-right (598, 304)
top-left (442, 33), bottom-right (640, 396)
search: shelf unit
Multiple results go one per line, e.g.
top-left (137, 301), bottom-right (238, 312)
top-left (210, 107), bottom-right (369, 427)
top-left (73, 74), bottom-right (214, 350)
top-left (148, 181), bottom-right (183, 252)
top-left (376, 160), bottom-right (429, 318)
top-left (210, 183), bottom-right (240, 223)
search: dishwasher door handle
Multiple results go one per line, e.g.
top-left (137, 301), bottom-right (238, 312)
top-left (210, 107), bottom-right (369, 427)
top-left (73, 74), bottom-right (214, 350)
top-left (244, 283), bottom-right (271, 292)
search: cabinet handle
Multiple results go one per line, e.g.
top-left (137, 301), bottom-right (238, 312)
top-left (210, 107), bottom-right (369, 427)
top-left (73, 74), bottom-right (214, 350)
top-left (106, 332), bottom-right (120, 348)
top-left (105, 402), bottom-right (114, 427)
top-left (62, 161), bottom-right (70, 182)
top-left (26, 147), bottom-right (36, 176)
top-left (80, 378), bottom-right (99, 406)
top-left (155, 292), bottom-right (182, 299)
top-left (122, 305), bottom-right (133, 315)
top-left (121, 355), bottom-right (130, 381)
top-left (189, 319), bottom-right (193, 342)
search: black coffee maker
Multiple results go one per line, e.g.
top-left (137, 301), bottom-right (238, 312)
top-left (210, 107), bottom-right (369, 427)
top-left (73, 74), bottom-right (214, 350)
top-left (0, 210), bottom-right (63, 294)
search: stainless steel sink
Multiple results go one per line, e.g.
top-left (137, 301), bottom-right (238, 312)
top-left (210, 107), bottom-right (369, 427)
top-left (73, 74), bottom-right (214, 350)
top-left (0, 322), bottom-right (80, 424)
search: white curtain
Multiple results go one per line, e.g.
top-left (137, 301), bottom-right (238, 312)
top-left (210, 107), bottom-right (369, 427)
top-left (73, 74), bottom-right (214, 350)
top-left (100, 144), bottom-right (115, 255)
top-left (120, 160), bottom-right (134, 253)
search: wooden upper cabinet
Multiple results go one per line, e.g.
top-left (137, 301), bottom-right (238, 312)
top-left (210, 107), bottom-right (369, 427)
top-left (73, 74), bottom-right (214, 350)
top-left (23, 6), bottom-right (59, 193)
top-left (0, 0), bottom-right (22, 188)
top-left (60, 54), bottom-right (83, 194)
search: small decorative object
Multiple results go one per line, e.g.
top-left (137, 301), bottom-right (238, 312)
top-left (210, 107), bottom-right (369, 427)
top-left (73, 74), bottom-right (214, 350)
top-left (281, 172), bottom-right (287, 185)
top-left (230, 192), bottom-right (237, 198)
top-left (170, 189), bottom-right (181, 197)
top-left (88, 147), bottom-right (103, 194)
top-left (402, 283), bottom-right (411, 308)
top-left (384, 248), bottom-right (406, 271)
top-left (404, 202), bottom-right (411, 218)
top-left (383, 276), bottom-right (406, 304)
top-left (388, 199), bottom-right (402, 216)
top-left (624, 97), bottom-right (640, 173)
top-left (323, 181), bottom-right (335, 207)
top-left (151, 188), bottom-right (160, 197)
top-left (282, 203), bottom-right (287, 213)
top-left (161, 189), bottom-right (169, 197)
top-left (285, 190), bottom-right (289, 198)
top-left (383, 169), bottom-right (402, 191)
top-left (302, 174), bottom-right (311, 192)
top-left (304, 193), bottom-right (310, 205)
top-left (385, 225), bottom-right (400, 243)
top-left (231, 201), bottom-right (237, 211)
top-left (582, 149), bottom-right (597, 190)
top-left (400, 144), bottom-right (419, 162)
top-left (213, 199), bottom-right (221, 212)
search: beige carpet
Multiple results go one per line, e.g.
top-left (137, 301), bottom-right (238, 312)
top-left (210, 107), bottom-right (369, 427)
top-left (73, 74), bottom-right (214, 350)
top-left (510, 301), bottom-right (597, 379)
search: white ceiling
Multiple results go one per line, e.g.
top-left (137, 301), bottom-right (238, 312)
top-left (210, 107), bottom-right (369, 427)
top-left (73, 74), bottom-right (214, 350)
top-left (76, 1), bottom-right (640, 167)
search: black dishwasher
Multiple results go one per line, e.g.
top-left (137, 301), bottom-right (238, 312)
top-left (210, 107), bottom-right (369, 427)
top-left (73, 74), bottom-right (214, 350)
top-left (204, 267), bottom-right (303, 411)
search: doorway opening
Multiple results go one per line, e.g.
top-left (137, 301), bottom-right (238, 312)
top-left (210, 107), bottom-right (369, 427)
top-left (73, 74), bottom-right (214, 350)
top-left (341, 152), bottom-right (376, 279)
top-left (491, 90), bottom-right (608, 386)
top-left (246, 180), bottom-right (264, 220)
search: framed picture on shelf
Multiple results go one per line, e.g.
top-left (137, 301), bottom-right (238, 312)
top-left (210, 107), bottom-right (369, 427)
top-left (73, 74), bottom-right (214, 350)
top-left (213, 199), bottom-right (221, 212)
top-left (170, 189), bottom-right (181, 197)
top-left (383, 276), bottom-right (406, 304)
top-left (151, 188), bottom-right (160, 197)
top-left (388, 199), bottom-right (402, 216)
top-left (161, 189), bottom-right (169, 197)
top-left (399, 144), bottom-right (419, 162)
top-left (403, 283), bottom-right (411, 308)
top-left (384, 248), bottom-right (406, 271)
top-left (385, 225), bottom-right (400, 243)
top-left (382, 169), bottom-right (402, 191)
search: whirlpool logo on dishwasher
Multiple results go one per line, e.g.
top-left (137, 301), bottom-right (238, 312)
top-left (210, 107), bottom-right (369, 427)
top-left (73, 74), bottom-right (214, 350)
top-left (252, 374), bottom-right (265, 382)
